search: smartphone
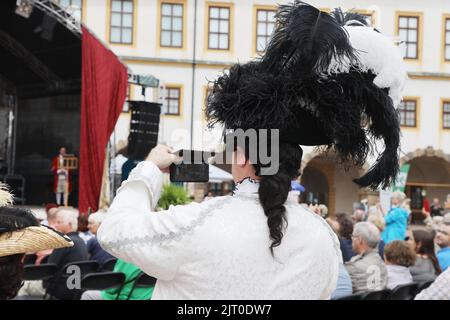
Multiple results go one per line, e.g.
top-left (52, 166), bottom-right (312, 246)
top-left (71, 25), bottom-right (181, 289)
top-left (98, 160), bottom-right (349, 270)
top-left (169, 150), bottom-right (210, 182)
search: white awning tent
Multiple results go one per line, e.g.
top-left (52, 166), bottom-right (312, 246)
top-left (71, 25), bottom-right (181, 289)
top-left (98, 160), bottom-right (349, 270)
top-left (209, 165), bottom-right (233, 183)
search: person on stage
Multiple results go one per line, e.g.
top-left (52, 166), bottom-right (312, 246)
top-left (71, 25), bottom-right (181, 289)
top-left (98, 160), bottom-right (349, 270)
top-left (51, 147), bottom-right (72, 206)
top-left (97, 1), bottom-right (407, 299)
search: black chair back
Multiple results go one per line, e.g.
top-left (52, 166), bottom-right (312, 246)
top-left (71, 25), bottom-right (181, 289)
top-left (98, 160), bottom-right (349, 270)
top-left (416, 280), bottom-right (434, 294)
top-left (126, 272), bottom-right (157, 300)
top-left (23, 264), bottom-right (58, 281)
top-left (23, 254), bottom-right (37, 265)
top-left (335, 292), bottom-right (365, 300)
top-left (81, 272), bottom-right (125, 291)
top-left (100, 258), bottom-right (117, 272)
top-left (389, 283), bottom-right (419, 300)
top-left (62, 260), bottom-right (100, 276)
top-left (362, 289), bottom-right (391, 300)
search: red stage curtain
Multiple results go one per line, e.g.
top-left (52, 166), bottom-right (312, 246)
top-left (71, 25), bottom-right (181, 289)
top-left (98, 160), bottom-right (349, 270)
top-left (79, 26), bottom-right (128, 214)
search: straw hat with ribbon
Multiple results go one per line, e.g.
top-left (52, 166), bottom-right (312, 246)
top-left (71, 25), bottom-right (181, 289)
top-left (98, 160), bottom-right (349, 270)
top-left (0, 183), bottom-right (73, 257)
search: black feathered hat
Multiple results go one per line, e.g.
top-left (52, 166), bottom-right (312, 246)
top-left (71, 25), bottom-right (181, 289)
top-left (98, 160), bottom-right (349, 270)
top-left (206, 1), bottom-right (407, 189)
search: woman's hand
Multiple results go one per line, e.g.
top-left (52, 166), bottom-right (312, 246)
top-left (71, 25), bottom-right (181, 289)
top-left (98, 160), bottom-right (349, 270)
top-left (146, 144), bottom-right (181, 172)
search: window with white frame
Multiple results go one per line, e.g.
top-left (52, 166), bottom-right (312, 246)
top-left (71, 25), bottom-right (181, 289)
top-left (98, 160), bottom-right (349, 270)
top-left (398, 15), bottom-right (420, 59)
top-left (110, 0), bottom-right (134, 44)
top-left (256, 9), bottom-right (276, 53)
top-left (208, 6), bottom-right (230, 50)
top-left (443, 101), bottom-right (450, 129)
top-left (445, 18), bottom-right (450, 61)
top-left (399, 100), bottom-right (418, 127)
top-left (163, 87), bottom-right (181, 115)
top-left (160, 2), bottom-right (184, 48)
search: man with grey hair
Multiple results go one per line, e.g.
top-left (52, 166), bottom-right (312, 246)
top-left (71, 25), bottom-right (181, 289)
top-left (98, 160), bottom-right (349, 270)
top-left (345, 222), bottom-right (388, 293)
top-left (44, 208), bottom-right (88, 299)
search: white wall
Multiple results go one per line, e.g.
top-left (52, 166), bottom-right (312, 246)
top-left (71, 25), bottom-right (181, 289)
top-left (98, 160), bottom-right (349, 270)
top-left (81, 0), bottom-right (450, 161)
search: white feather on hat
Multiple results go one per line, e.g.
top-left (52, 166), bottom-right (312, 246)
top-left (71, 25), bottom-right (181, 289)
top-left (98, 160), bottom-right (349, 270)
top-left (0, 183), bottom-right (13, 207)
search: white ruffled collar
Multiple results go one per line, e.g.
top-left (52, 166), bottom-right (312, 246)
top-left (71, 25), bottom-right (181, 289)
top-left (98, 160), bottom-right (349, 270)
top-left (233, 177), bottom-right (260, 196)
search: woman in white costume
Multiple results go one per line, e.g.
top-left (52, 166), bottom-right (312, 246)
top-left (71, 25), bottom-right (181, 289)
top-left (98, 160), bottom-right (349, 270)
top-left (98, 1), bottom-right (407, 300)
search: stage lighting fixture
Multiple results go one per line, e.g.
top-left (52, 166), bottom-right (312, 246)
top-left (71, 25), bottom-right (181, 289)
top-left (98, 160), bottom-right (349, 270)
top-left (15, 0), bottom-right (34, 19)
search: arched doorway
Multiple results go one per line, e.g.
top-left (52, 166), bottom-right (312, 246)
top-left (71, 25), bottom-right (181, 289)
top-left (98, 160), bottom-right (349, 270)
top-left (300, 164), bottom-right (329, 206)
top-left (400, 148), bottom-right (450, 223)
top-left (300, 152), bottom-right (366, 216)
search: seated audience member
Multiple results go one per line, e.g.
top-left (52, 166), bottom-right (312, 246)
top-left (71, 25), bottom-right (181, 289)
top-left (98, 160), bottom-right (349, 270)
top-left (408, 229), bottom-right (441, 282)
top-left (81, 259), bottom-right (154, 300)
top-left (334, 213), bottom-right (356, 262)
top-left (326, 218), bottom-right (353, 299)
top-left (0, 184), bottom-right (73, 300)
top-left (35, 206), bottom-right (60, 265)
top-left (345, 222), bottom-right (387, 293)
top-left (331, 264), bottom-right (353, 300)
top-left (415, 267), bottom-right (450, 300)
top-left (367, 204), bottom-right (386, 259)
top-left (86, 210), bottom-right (114, 265)
top-left (384, 240), bottom-right (416, 290)
top-left (41, 203), bottom-right (58, 227)
top-left (352, 209), bottom-right (366, 223)
top-left (78, 214), bottom-right (94, 243)
top-left (44, 208), bottom-right (88, 300)
top-left (435, 223), bottom-right (450, 272)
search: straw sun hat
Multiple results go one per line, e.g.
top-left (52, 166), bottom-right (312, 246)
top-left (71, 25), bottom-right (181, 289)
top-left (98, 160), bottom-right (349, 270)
top-left (0, 183), bottom-right (73, 257)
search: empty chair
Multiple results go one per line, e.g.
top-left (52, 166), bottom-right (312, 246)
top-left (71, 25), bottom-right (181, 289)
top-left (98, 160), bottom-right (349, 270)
top-left (362, 289), bottom-right (391, 300)
top-left (81, 272), bottom-right (125, 295)
top-left (335, 292), bottom-right (365, 300)
top-left (389, 283), bottom-right (419, 300)
top-left (126, 272), bottom-right (157, 300)
top-left (22, 264), bottom-right (58, 281)
top-left (100, 258), bottom-right (117, 272)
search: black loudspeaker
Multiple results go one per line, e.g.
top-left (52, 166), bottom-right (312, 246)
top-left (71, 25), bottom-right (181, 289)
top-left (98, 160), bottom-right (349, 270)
top-left (127, 101), bottom-right (161, 160)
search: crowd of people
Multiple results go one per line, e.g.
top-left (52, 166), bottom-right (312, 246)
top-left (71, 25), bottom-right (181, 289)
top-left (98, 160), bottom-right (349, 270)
top-left (14, 205), bottom-right (153, 300)
top-left (321, 191), bottom-right (450, 299)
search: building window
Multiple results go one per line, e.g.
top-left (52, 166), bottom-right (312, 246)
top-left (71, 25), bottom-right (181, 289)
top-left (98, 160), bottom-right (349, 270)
top-left (59, 0), bottom-right (83, 20)
top-left (445, 17), bottom-right (450, 61)
top-left (208, 6), bottom-right (230, 50)
top-left (256, 9), bottom-right (276, 53)
top-left (109, 0), bottom-right (134, 44)
top-left (399, 100), bottom-right (417, 127)
top-left (443, 101), bottom-right (450, 129)
top-left (163, 87), bottom-right (181, 115)
top-left (160, 2), bottom-right (184, 48)
top-left (398, 15), bottom-right (420, 59)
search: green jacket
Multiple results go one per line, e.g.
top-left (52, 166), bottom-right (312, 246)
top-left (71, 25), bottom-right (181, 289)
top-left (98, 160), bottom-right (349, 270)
top-left (101, 259), bottom-right (154, 300)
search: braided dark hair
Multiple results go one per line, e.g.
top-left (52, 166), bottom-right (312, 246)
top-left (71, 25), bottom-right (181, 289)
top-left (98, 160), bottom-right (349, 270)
top-left (235, 135), bottom-right (302, 255)
top-left (258, 143), bottom-right (302, 255)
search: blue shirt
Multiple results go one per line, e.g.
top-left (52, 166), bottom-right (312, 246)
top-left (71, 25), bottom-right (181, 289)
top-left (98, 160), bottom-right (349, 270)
top-left (331, 263), bottom-right (353, 299)
top-left (437, 247), bottom-right (450, 272)
top-left (381, 207), bottom-right (408, 244)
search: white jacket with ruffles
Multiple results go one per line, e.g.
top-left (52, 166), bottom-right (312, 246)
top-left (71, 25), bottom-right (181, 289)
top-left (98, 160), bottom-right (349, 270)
top-left (97, 161), bottom-right (341, 300)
